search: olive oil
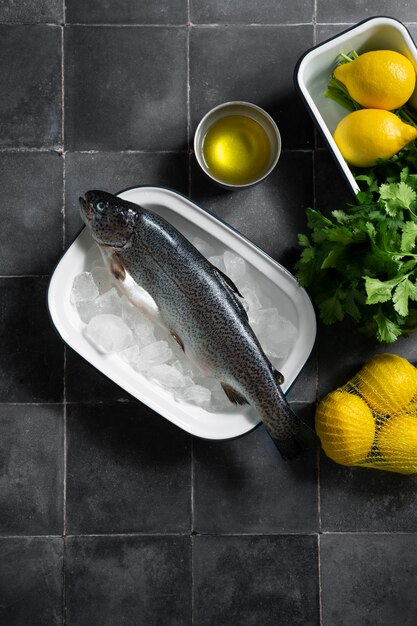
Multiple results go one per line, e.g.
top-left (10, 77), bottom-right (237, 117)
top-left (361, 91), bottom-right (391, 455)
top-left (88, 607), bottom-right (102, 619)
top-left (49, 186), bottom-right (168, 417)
top-left (202, 115), bottom-right (271, 186)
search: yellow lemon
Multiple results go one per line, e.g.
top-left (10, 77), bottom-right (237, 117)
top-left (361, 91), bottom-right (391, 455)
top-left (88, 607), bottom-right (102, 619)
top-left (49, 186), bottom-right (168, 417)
top-left (333, 109), bottom-right (417, 167)
top-left (315, 390), bottom-right (375, 466)
top-left (358, 353), bottom-right (417, 415)
top-left (334, 50), bottom-right (416, 110)
top-left (378, 413), bottom-right (417, 474)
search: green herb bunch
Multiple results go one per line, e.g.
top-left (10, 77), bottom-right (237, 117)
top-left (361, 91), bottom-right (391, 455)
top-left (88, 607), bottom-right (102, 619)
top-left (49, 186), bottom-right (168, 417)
top-left (296, 50), bottom-right (417, 343)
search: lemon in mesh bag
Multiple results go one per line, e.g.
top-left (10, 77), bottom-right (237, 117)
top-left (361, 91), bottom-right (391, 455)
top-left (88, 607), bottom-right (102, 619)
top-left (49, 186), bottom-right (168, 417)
top-left (315, 354), bottom-right (417, 473)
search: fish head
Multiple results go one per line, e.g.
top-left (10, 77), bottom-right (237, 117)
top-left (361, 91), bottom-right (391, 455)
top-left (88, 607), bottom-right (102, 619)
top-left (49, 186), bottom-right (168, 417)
top-left (79, 190), bottom-right (137, 249)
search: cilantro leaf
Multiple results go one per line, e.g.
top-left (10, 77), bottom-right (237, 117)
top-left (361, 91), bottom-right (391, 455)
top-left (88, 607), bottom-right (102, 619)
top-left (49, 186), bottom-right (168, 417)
top-left (379, 181), bottom-right (417, 215)
top-left (363, 276), bottom-right (403, 304)
top-left (400, 221), bottom-right (417, 252)
top-left (373, 308), bottom-right (402, 343)
top-left (319, 292), bottom-right (345, 324)
top-left (393, 279), bottom-right (411, 316)
top-left (344, 288), bottom-right (362, 322)
top-left (393, 277), bottom-right (417, 317)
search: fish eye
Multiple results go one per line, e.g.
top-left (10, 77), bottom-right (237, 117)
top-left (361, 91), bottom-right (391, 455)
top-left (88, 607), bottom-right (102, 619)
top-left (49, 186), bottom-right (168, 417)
top-left (95, 201), bottom-right (107, 213)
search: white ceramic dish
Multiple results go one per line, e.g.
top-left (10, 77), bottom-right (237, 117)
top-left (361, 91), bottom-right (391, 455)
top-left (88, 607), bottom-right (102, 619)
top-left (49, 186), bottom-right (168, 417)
top-left (48, 186), bottom-right (316, 440)
top-left (295, 16), bottom-right (417, 194)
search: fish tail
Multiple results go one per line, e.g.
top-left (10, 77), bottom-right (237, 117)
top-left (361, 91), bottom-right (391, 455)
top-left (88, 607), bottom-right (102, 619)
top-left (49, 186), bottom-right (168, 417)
top-left (271, 432), bottom-right (303, 461)
top-left (261, 399), bottom-right (305, 460)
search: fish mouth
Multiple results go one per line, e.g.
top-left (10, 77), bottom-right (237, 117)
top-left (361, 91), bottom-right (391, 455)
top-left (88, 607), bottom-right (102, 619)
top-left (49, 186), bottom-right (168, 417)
top-left (79, 195), bottom-right (94, 222)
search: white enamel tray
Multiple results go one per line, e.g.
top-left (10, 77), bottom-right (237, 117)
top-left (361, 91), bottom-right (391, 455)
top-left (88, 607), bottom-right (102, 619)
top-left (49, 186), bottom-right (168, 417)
top-left (48, 186), bottom-right (316, 440)
top-left (295, 16), bottom-right (417, 194)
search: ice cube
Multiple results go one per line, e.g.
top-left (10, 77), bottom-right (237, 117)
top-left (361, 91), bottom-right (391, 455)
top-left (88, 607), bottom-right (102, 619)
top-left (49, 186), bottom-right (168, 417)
top-left (191, 236), bottom-right (215, 258)
top-left (85, 314), bottom-right (134, 354)
top-left (70, 272), bottom-right (99, 304)
top-left (251, 308), bottom-right (298, 360)
top-left (91, 265), bottom-right (113, 294)
top-left (120, 344), bottom-right (141, 367)
top-left (135, 341), bottom-right (173, 371)
top-left (241, 286), bottom-right (263, 315)
top-left (200, 377), bottom-right (234, 412)
top-left (84, 243), bottom-right (103, 269)
top-left (178, 384), bottom-right (211, 408)
top-left (148, 363), bottom-right (187, 389)
top-left (223, 251), bottom-right (246, 283)
top-left (170, 359), bottom-right (195, 381)
top-left (134, 321), bottom-right (157, 347)
top-left (121, 298), bottom-right (157, 347)
top-left (208, 255), bottom-right (226, 273)
top-left (76, 287), bottom-right (123, 324)
top-left (121, 296), bottom-right (140, 327)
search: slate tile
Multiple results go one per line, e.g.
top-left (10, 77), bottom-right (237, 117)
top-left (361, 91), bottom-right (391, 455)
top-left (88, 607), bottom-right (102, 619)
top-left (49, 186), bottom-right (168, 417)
top-left (66, 403), bottom-right (191, 533)
top-left (66, 0), bottom-right (188, 24)
top-left (193, 535), bottom-right (320, 626)
top-left (191, 0), bottom-right (314, 24)
top-left (191, 150), bottom-right (314, 268)
top-left (320, 455), bottom-right (417, 532)
top-left (64, 151), bottom-right (188, 244)
top-left (0, 25), bottom-right (61, 148)
top-left (316, 2), bottom-right (417, 25)
top-left (64, 26), bottom-right (188, 151)
top-left (0, 278), bottom-right (64, 402)
top-left (0, 404), bottom-right (64, 535)
top-left (314, 149), bottom-right (356, 212)
top-left (0, 537), bottom-right (63, 626)
top-left (65, 535), bottom-right (191, 626)
top-left (193, 403), bottom-right (318, 534)
top-left (315, 23), bottom-right (353, 46)
top-left (317, 319), bottom-right (417, 398)
top-left (0, 152), bottom-right (63, 275)
top-left (408, 25), bottom-right (417, 42)
top-left (287, 348), bottom-right (317, 403)
top-left (0, 0), bottom-right (63, 23)
top-left (189, 25), bottom-right (314, 150)
top-left (320, 534), bottom-right (417, 626)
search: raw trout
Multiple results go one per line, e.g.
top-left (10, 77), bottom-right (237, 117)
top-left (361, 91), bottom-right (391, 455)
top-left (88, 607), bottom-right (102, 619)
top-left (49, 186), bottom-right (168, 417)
top-left (79, 190), bottom-right (303, 459)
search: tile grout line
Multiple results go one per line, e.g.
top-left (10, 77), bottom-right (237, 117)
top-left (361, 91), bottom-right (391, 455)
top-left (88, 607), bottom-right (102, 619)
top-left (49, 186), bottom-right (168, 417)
top-left (187, 9), bottom-right (195, 624)
top-left (61, 12), bottom-right (67, 541)
top-left (0, 147), bottom-right (308, 155)
top-left (61, 19), bottom-right (66, 251)
top-left (2, 530), bottom-right (417, 540)
top-left (61, 9), bottom-right (67, 625)
top-left (313, 0), bottom-right (317, 46)
top-left (311, 4), bottom-right (322, 623)
top-left (29, 21), bottom-right (360, 28)
top-left (317, 533), bottom-right (323, 625)
top-left (187, 6), bottom-right (192, 199)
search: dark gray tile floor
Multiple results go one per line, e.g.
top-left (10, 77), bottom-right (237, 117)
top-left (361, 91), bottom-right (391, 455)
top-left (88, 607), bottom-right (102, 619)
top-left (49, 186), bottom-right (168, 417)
top-left (1, 3), bottom-right (417, 625)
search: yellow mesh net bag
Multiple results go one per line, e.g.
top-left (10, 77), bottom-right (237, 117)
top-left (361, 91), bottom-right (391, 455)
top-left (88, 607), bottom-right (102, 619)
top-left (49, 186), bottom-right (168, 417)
top-left (315, 353), bottom-right (417, 474)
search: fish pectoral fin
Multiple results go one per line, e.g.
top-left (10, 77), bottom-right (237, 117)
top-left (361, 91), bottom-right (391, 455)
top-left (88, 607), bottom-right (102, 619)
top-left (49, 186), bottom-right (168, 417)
top-left (221, 383), bottom-right (249, 406)
top-left (170, 330), bottom-right (185, 352)
top-left (214, 268), bottom-right (243, 298)
top-left (272, 368), bottom-right (285, 385)
top-left (110, 252), bottom-right (126, 281)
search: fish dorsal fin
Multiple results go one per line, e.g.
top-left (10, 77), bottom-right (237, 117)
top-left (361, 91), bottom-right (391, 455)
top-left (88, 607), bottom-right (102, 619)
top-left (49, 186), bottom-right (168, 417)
top-left (272, 368), bottom-right (285, 385)
top-left (213, 267), bottom-right (248, 322)
top-left (221, 383), bottom-right (249, 406)
top-left (214, 267), bottom-right (243, 298)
